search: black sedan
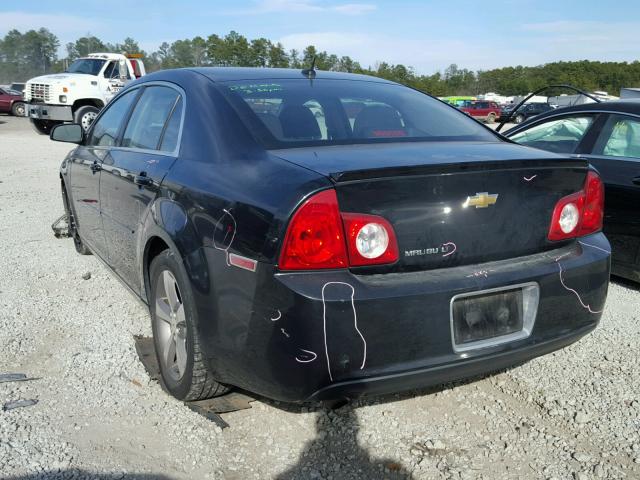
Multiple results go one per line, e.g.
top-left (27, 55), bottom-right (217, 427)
top-left (505, 100), bottom-right (640, 283)
top-left (52, 68), bottom-right (610, 403)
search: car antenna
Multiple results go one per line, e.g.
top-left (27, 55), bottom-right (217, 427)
top-left (301, 56), bottom-right (317, 78)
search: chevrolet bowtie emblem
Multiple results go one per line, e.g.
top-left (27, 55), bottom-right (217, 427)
top-left (463, 192), bottom-right (499, 209)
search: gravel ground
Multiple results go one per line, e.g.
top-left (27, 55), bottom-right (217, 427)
top-left (0, 114), bottom-right (639, 480)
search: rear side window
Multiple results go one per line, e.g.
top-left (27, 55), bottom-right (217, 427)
top-left (160, 97), bottom-right (183, 152)
top-left (88, 89), bottom-right (138, 147)
top-left (509, 116), bottom-right (594, 154)
top-left (122, 86), bottom-right (181, 150)
top-left (221, 79), bottom-right (496, 148)
top-left (593, 115), bottom-right (640, 159)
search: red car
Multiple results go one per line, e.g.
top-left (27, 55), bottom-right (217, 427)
top-left (0, 87), bottom-right (25, 116)
top-left (460, 100), bottom-right (501, 123)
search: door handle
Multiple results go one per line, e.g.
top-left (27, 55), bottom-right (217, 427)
top-left (90, 162), bottom-right (101, 173)
top-left (134, 172), bottom-right (153, 187)
top-left (633, 176), bottom-right (640, 186)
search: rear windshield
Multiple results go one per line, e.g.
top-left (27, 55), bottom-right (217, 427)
top-left (219, 79), bottom-right (497, 149)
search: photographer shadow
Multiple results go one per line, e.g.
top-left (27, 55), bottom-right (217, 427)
top-left (276, 402), bottom-right (413, 480)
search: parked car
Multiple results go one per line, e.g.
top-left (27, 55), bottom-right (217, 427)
top-left (460, 100), bottom-right (501, 123)
top-left (52, 68), bottom-right (610, 403)
top-left (501, 102), bottom-right (555, 124)
top-left (0, 87), bottom-right (26, 116)
top-left (505, 99), bottom-right (640, 282)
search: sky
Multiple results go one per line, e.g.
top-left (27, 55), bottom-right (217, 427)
top-left (2, 0), bottom-right (640, 74)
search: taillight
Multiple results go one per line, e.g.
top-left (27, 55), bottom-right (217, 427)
top-left (279, 190), bottom-right (398, 270)
top-left (342, 213), bottom-right (399, 266)
top-left (548, 171), bottom-right (604, 241)
top-left (279, 190), bottom-right (348, 270)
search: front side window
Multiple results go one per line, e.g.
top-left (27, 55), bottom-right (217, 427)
top-left (509, 115), bottom-right (595, 154)
top-left (220, 79), bottom-right (497, 149)
top-left (122, 86), bottom-right (181, 150)
top-left (593, 115), bottom-right (640, 159)
top-left (66, 58), bottom-right (106, 76)
top-left (88, 89), bottom-right (138, 147)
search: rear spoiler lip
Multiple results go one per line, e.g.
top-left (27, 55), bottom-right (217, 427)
top-left (330, 158), bottom-right (589, 183)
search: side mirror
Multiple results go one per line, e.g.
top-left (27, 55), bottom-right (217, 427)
top-left (50, 123), bottom-right (84, 144)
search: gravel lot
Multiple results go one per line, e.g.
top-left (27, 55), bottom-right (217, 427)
top-left (1, 114), bottom-right (639, 480)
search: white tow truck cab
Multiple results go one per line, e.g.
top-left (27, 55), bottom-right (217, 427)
top-left (24, 53), bottom-right (146, 134)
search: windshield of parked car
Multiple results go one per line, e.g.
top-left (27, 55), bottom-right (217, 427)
top-left (220, 79), bottom-right (498, 148)
top-left (66, 58), bottom-right (106, 75)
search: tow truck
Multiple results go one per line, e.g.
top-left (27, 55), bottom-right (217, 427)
top-left (24, 53), bottom-right (145, 134)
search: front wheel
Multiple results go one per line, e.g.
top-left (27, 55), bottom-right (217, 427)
top-left (514, 114), bottom-right (525, 124)
top-left (31, 119), bottom-right (58, 135)
top-left (149, 250), bottom-right (229, 401)
top-left (61, 183), bottom-right (91, 255)
top-left (73, 106), bottom-right (100, 132)
top-left (11, 102), bottom-right (25, 117)
top-left (486, 112), bottom-right (496, 124)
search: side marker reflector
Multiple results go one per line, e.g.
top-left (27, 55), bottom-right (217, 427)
top-left (228, 253), bottom-right (257, 272)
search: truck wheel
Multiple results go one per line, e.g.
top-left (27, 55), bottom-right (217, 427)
top-left (31, 119), bottom-right (56, 135)
top-left (486, 112), bottom-right (496, 124)
top-left (74, 106), bottom-right (100, 132)
top-left (149, 250), bottom-right (229, 401)
top-left (61, 183), bottom-right (92, 255)
top-left (11, 102), bottom-right (25, 117)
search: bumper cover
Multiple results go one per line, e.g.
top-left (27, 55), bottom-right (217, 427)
top-left (198, 233), bottom-right (610, 403)
top-left (28, 103), bottom-right (73, 122)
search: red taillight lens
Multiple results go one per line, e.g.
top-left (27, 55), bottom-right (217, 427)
top-left (279, 190), bottom-right (348, 270)
top-left (342, 213), bottom-right (399, 266)
top-left (548, 171), bottom-right (604, 241)
top-left (578, 171), bottom-right (604, 235)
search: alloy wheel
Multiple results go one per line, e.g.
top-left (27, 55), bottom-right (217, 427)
top-left (154, 270), bottom-right (188, 381)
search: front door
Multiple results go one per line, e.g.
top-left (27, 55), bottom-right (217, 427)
top-left (71, 88), bottom-right (139, 260)
top-left (100, 85), bottom-right (184, 293)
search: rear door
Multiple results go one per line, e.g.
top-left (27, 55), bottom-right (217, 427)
top-left (100, 84), bottom-right (184, 293)
top-left (582, 113), bottom-right (640, 274)
top-left (68, 88), bottom-right (139, 259)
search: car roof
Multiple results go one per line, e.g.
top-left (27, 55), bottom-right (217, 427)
top-left (184, 67), bottom-right (396, 84)
top-left (506, 98), bottom-right (640, 133)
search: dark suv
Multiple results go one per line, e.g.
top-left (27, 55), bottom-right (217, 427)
top-left (501, 103), bottom-right (554, 124)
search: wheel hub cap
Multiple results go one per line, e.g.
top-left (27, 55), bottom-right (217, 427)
top-left (154, 270), bottom-right (187, 381)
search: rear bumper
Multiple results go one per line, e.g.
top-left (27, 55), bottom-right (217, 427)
top-left (28, 103), bottom-right (73, 121)
top-left (198, 233), bottom-right (610, 403)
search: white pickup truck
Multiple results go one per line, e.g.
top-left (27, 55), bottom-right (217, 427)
top-left (24, 53), bottom-right (146, 134)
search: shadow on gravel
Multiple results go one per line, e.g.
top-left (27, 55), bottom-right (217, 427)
top-left (4, 472), bottom-right (174, 480)
top-left (273, 368), bottom-right (522, 479)
top-left (276, 404), bottom-right (414, 480)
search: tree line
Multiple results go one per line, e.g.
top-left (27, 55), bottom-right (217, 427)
top-left (2, 28), bottom-right (640, 96)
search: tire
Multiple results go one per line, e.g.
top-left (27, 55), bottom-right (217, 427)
top-left (61, 183), bottom-right (91, 255)
top-left (486, 112), bottom-right (496, 124)
top-left (11, 102), bottom-right (25, 117)
top-left (514, 114), bottom-right (525, 124)
top-left (31, 119), bottom-right (57, 135)
top-left (149, 250), bottom-right (229, 401)
top-left (73, 105), bottom-right (100, 132)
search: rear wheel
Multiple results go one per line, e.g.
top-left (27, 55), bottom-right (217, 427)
top-left (61, 183), bottom-right (91, 255)
top-left (11, 102), bottom-right (25, 117)
top-left (149, 250), bottom-right (229, 401)
top-left (74, 106), bottom-right (100, 132)
top-left (486, 112), bottom-right (496, 124)
top-left (514, 114), bottom-right (525, 124)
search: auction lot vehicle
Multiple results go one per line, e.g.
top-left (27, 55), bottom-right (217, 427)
top-left (460, 100), bottom-right (501, 123)
top-left (440, 95), bottom-right (476, 107)
top-left (52, 68), bottom-right (610, 403)
top-left (24, 52), bottom-right (145, 135)
top-left (506, 99), bottom-right (640, 283)
top-left (501, 102), bottom-right (555, 124)
top-left (0, 87), bottom-right (25, 116)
